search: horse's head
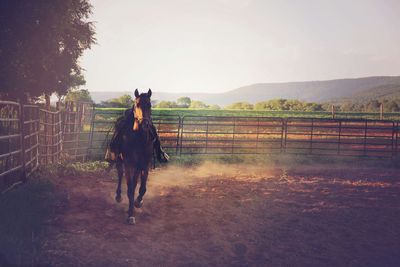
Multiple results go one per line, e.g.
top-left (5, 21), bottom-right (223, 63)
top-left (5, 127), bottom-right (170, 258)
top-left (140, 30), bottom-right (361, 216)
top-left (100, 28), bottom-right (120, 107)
top-left (133, 88), bottom-right (152, 132)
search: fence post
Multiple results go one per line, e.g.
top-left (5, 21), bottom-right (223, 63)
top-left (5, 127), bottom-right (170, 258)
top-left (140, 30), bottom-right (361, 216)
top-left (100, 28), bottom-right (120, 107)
top-left (18, 101), bottom-right (27, 182)
top-left (87, 104), bottom-right (96, 159)
top-left (231, 117), bottom-right (236, 154)
top-left (255, 117), bottom-right (260, 154)
top-left (337, 120), bottom-right (342, 155)
top-left (205, 117), bottom-right (209, 154)
top-left (363, 120), bottom-right (368, 156)
top-left (310, 118), bottom-right (314, 154)
top-left (179, 116), bottom-right (185, 156)
top-left (175, 116), bottom-right (181, 155)
top-left (380, 103), bottom-right (383, 120)
top-left (280, 119), bottom-right (285, 153)
top-left (283, 118), bottom-right (288, 153)
top-left (395, 122), bottom-right (399, 158)
top-left (331, 105), bottom-right (335, 119)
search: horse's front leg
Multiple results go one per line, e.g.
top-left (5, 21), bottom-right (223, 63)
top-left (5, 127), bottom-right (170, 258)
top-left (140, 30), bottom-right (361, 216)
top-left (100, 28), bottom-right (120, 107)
top-left (134, 168), bottom-right (148, 208)
top-left (127, 167), bottom-right (140, 225)
top-left (115, 159), bottom-right (123, 203)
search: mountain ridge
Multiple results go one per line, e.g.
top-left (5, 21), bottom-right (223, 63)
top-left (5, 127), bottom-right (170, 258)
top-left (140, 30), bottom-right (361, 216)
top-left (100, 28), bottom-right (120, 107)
top-left (89, 76), bottom-right (400, 106)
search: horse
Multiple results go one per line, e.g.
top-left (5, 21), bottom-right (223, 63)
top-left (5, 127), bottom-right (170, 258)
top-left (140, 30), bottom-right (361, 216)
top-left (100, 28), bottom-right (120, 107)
top-left (115, 88), bottom-right (154, 225)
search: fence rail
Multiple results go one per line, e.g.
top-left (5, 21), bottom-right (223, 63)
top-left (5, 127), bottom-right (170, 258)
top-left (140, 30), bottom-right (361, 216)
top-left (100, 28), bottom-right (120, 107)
top-left (179, 116), bottom-right (400, 157)
top-left (1, 101), bottom-right (400, 192)
top-left (0, 101), bottom-right (40, 191)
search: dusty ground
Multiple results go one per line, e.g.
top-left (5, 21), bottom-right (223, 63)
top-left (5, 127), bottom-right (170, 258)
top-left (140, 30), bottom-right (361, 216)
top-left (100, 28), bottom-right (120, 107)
top-left (37, 163), bottom-right (400, 267)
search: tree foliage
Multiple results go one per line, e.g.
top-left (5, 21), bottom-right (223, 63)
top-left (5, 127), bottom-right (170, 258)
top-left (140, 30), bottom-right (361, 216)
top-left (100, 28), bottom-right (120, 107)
top-left (254, 99), bottom-right (323, 111)
top-left (189, 100), bottom-right (208, 109)
top-left (0, 0), bottom-right (96, 101)
top-left (155, 101), bottom-right (179, 108)
top-left (100, 94), bottom-right (134, 108)
top-left (65, 89), bottom-right (93, 103)
top-left (152, 99), bottom-right (215, 109)
top-left (177, 97), bottom-right (191, 108)
top-left (225, 102), bottom-right (254, 110)
top-left (335, 99), bottom-right (400, 112)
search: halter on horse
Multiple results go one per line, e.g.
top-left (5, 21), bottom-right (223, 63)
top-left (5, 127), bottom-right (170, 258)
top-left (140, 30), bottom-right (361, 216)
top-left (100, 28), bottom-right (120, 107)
top-left (120, 89), bottom-right (154, 225)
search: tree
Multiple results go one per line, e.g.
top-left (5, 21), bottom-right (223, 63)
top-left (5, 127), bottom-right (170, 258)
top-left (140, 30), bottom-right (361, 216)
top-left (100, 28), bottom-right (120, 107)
top-left (65, 89), bottom-right (93, 103)
top-left (155, 101), bottom-right (178, 108)
top-left (225, 102), bottom-right (253, 110)
top-left (0, 0), bottom-right (96, 101)
top-left (177, 97), bottom-right (191, 108)
top-left (365, 100), bottom-right (380, 112)
top-left (189, 101), bottom-right (208, 109)
top-left (208, 104), bottom-right (221, 110)
top-left (100, 94), bottom-right (134, 108)
top-left (383, 99), bottom-right (400, 112)
top-left (113, 94), bottom-right (134, 108)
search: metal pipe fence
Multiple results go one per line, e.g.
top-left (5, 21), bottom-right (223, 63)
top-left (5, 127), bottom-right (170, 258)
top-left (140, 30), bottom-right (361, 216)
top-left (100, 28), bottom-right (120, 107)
top-left (179, 116), bottom-right (400, 158)
top-left (87, 109), bottom-right (181, 159)
top-left (88, 112), bottom-right (400, 159)
top-left (1, 100), bottom-right (400, 192)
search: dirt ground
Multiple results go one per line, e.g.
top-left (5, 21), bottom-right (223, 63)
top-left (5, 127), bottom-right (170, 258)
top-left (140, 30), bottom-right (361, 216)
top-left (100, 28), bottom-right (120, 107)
top-left (37, 162), bottom-right (400, 267)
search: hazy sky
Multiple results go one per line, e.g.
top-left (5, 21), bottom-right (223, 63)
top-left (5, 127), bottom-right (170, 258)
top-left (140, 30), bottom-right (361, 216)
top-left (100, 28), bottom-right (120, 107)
top-left (81, 0), bottom-right (400, 93)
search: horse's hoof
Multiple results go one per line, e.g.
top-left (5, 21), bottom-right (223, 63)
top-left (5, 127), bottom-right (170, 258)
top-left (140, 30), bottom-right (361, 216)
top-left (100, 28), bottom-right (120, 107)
top-left (134, 199), bottom-right (143, 208)
top-left (115, 195), bottom-right (122, 203)
top-left (127, 216), bottom-right (136, 225)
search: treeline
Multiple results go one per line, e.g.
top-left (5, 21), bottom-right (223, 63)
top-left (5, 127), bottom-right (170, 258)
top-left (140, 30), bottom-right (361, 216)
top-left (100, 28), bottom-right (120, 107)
top-left (226, 99), bottom-right (324, 111)
top-left (97, 94), bottom-right (134, 108)
top-left (333, 98), bottom-right (400, 112)
top-left (153, 98), bottom-right (326, 111)
top-left (70, 90), bottom-right (400, 113)
top-left (155, 97), bottom-right (220, 109)
top-left (225, 99), bottom-right (400, 112)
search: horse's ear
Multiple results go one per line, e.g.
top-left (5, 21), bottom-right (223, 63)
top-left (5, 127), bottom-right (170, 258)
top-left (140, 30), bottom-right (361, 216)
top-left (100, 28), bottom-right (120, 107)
top-left (134, 89), bottom-right (139, 98)
top-left (147, 88), bottom-right (152, 98)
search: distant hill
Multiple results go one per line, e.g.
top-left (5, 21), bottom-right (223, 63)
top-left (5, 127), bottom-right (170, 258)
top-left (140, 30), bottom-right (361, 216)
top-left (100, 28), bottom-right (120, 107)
top-left (331, 84), bottom-right (400, 104)
top-left (90, 76), bottom-right (400, 106)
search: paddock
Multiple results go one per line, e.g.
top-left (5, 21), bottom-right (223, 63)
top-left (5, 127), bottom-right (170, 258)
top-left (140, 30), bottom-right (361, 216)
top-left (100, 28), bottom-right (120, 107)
top-left (1, 100), bottom-right (400, 266)
top-left (5, 162), bottom-right (397, 267)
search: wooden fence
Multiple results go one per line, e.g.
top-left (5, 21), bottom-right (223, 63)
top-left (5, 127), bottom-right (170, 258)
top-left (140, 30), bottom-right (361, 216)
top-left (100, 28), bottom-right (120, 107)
top-left (0, 100), bottom-right (93, 192)
top-left (1, 101), bottom-right (400, 192)
top-left (62, 101), bottom-right (94, 161)
top-left (0, 101), bottom-right (40, 191)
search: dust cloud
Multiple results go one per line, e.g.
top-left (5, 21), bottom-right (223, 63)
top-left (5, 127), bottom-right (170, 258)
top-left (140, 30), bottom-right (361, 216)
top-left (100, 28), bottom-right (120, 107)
top-left (146, 162), bottom-right (278, 197)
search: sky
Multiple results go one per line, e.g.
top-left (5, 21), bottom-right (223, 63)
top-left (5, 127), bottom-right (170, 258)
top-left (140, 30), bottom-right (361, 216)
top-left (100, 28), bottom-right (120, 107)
top-left (81, 0), bottom-right (400, 93)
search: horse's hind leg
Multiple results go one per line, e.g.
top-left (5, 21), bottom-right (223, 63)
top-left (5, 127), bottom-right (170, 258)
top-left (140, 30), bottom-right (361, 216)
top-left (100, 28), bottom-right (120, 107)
top-left (115, 160), bottom-right (123, 203)
top-left (127, 167), bottom-right (140, 225)
top-left (135, 169), bottom-right (148, 208)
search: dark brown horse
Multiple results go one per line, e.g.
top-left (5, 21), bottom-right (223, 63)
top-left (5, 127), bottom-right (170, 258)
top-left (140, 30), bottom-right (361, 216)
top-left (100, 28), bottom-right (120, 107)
top-left (117, 89), bottom-right (154, 224)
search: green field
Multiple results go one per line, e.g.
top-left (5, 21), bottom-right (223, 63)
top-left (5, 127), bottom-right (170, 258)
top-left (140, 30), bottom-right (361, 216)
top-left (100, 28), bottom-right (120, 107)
top-left (95, 107), bottom-right (400, 120)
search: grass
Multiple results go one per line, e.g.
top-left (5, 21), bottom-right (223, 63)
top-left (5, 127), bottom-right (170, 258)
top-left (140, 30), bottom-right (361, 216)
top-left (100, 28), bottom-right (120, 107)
top-left (95, 107), bottom-right (400, 120)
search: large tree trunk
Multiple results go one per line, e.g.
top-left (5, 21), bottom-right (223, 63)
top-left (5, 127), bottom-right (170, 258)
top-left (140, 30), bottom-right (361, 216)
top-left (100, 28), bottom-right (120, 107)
top-left (45, 94), bottom-right (51, 110)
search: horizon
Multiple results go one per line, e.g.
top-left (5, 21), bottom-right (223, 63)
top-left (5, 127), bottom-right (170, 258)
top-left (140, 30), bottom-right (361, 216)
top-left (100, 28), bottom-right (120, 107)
top-left (82, 0), bottom-right (400, 94)
top-left (87, 74), bottom-right (400, 94)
